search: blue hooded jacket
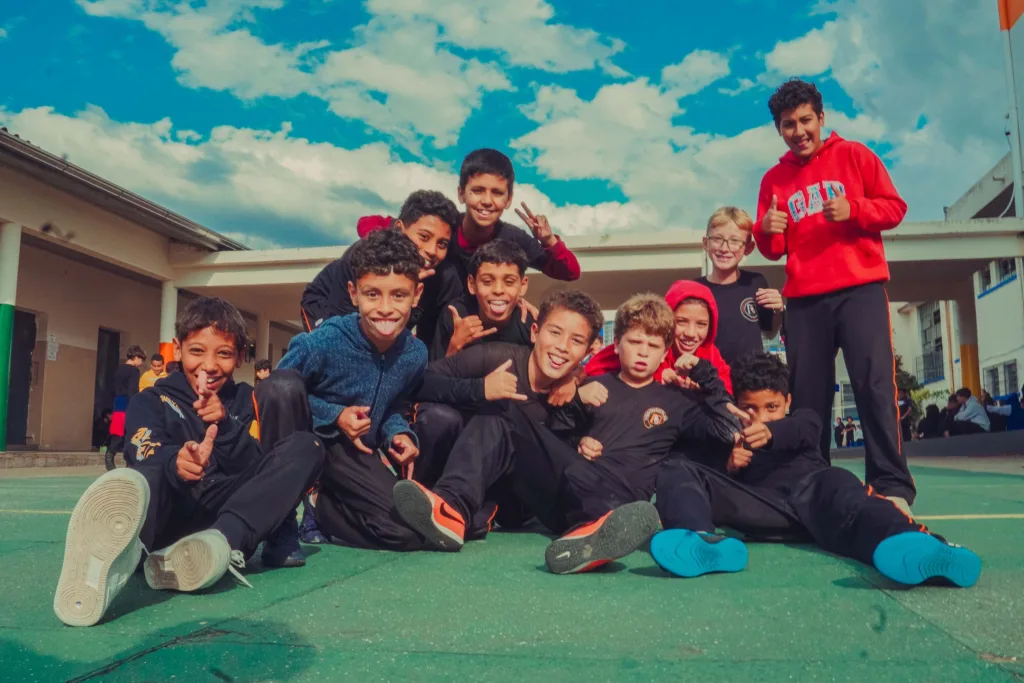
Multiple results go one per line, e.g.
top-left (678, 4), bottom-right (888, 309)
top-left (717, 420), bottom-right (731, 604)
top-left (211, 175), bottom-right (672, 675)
top-left (278, 313), bottom-right (426, 447)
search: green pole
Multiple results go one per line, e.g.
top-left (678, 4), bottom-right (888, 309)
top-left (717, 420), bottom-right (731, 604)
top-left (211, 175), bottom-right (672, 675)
top-left (0, 303), bottom-right (12, 451)
top-left (0, 222), bottom-right (23, 453)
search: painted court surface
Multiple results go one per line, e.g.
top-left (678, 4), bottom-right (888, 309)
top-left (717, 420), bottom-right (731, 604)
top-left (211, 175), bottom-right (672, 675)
top-left (1, 461), bottom-right (1022, 682)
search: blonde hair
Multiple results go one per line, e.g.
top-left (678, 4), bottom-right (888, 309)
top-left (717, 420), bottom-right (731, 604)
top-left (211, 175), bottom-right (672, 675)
top-left (613, 293), bottom-right (674, 347)
top-left (706, 206), bottom-right (754, 234)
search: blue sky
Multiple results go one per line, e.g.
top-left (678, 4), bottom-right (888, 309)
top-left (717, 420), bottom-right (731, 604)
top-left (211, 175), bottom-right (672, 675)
top-left (0, 0), bottom-right (1010, 248)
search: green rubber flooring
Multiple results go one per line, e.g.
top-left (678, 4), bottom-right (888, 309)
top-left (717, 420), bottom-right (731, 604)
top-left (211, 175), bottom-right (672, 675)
top-left (1, 463), bottom-right (1022, 682)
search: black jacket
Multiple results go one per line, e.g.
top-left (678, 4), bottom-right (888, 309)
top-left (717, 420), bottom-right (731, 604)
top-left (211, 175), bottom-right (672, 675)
top-left (734, 409), bottom-right (829, 493)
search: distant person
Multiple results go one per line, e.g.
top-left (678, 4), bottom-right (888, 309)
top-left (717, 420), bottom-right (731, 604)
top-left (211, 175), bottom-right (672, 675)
top-left (897, 389), bottom-right (914, 442)
top-left (916, 404), bottom-right (944, 440)
top-left (833, 417), bottom-right (845, 450)
top-left (941, 394), bottom-right (959, 436)
top-left (138, 354), bottom-right (167, 391)
top-left (844, 417), bottom-right (856, 448)
top-left (754, 78), bottom-right (915, 513)
top-left (696, 207), bottom-right (784, 365)
top-left (165, 361), bottom-right (181, 374)
top-left (107, 345), bottom-right (146, 471)
top-left (255, 359), bottom-right (272, 385)
top-left (92, 409), bottom-right (112, 452)
top-left (951, 388), bottom-right (990, 435)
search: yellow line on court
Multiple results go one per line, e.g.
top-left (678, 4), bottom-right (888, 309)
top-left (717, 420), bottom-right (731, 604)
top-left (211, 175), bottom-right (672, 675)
top-left (0, 509), bottom-right (71, 515)
top-left (914, 513), bottom-right (1024, 520)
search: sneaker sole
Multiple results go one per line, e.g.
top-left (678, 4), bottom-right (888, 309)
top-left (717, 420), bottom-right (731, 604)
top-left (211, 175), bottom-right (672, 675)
top-left (650, 529), bottom-right (748, 578)
top-left (54, 468), bottom-right (149, 627)
top-left (393, 480), bottom-right (463, 552)
top-left (873, 532), bottom-right (981, 587)
top-left (145, 536), bottom-right (223, 592)
top-left (545, 501), bottom-right (660, 575)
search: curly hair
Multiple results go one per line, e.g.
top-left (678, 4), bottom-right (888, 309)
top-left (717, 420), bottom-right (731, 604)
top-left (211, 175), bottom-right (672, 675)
top-left (731, 351), bottom-right (790, 398)
top-left (767, 78), bottom-right (824, 129)
top-left (459, 148), bottom-right (515, 193)
top-left (175, 297), bottom-right (250, 351)
top-left (613, 293), bottom-right (674, 347)
top-left (397, 190), bottom-right (460, 233)
top-left (347, 228), bottom-right (422, 283)
top-left (537, 289), bottom-right (604, 345)
top-left (469, 239), bottom-right (529, 276)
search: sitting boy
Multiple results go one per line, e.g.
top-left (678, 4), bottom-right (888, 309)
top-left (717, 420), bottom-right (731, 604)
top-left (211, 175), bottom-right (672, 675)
top-left (54, 297), bottom-right (325, 627)
top-left (393, 293), bottom-right (738, 575)
top-left (279, 229), bottom-right (436, 550)
top-left (300, 189), bottom-right (462, 347)
top-left (649, 352), bottom-right (981, 588)
top-left (430, 239), bottom-right (534, 360)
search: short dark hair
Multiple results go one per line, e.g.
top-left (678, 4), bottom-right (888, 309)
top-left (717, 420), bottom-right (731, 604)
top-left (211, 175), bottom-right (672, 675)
top-left (469, 239), bottom-right (528, 276)
top-left (537, 289), bottom-right (604, 345)
top-left (767, 78), bottom-right (824, 129)
top-left (348, 228), bottom-right (422, 283)
top-left (397, 190), bottom-right (459, 234)
top-left (459, 149), bottom-right (515, 193)
top-left (956, 387), bottom-right (973, 399)
top-left (255, 359), bottom-right (272, 372)
top-left (165, 361), bottom-right (181, 373)
top-left (175, 297), bottom-right (250, 351)
top-left (126, 345), bottom-right (146, 361)
top-left (731, 352), bottom-right (790, 399)
top-left (150, 353), bottom-right (164, 363)
top-left (947, 394), bottom-right (958, 404)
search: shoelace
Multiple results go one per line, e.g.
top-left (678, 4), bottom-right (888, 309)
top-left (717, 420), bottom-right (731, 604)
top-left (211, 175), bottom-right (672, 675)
top-left (228, 550), bottom-right (254, 589)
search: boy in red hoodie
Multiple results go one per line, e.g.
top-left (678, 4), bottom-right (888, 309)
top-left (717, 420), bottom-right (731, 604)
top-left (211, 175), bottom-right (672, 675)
top-left (586, 280), bottom-right (732, 395)
top-left (753, 78), bottom-right (915, 511)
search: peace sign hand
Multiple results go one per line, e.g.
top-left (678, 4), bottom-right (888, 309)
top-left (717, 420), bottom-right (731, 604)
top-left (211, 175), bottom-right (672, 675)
top-left (515, 202), bottom-right (557, 248)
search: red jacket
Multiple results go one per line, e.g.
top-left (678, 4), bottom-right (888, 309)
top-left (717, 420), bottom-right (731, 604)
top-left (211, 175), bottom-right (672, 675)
top-left (753, 132), bottom-right (907, 298)
top-left (585, 280), bottom-right (733, 395)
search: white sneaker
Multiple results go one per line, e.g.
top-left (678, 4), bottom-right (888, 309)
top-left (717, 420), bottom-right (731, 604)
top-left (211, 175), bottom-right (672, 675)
top-left (54, 468), bottom-right (150, 627)
top-left (887, 496), bottom-right (913, 518)
top-left (144, 529), bottom-right (252, 592)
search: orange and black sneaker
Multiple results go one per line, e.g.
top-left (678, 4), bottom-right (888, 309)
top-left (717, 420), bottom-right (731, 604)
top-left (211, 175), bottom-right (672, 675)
top-left (393, 480), bottom-right (466, 551)
top-left (545, 501), bottom-right (660, 575)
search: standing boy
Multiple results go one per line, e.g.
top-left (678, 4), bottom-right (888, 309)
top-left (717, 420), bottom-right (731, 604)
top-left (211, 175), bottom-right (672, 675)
top-left (430, 239), bottom-right (534, 360)
top-left (753, 78), bottom-right (916, 510)
top-left (255, 359), bottom-right (272, 385)
top-left (300, 189), bottom-right (462, 347)
top-left (54, 297), bottom-right (325, 627)
top-left (649, 352), bottom-right (981, 589)
top-left (696, 207), bottom-right (784, 365)
top-left (138, 353), bottom-right (168, 391)
top-left (106, 345), bottom-right (146, 471)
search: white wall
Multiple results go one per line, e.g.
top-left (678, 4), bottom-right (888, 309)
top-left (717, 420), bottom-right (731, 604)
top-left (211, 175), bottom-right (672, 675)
top-left (974, 258), bottom-right (1024, 396)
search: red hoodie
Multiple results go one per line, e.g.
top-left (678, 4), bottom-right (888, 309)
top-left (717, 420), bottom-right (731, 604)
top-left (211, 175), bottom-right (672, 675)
top-left (753, 132), bottom-right (907, 298)
top-left (585, 280), bottom-right (733, 395)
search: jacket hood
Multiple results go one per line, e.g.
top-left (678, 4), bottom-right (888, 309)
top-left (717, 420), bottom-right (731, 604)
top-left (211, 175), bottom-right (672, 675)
top-left (780, 131), bottom-right (844, 166)
top-left (356, 215), bottom-right (395, 239)
top-left (664, 279), bottom-right (719, 349)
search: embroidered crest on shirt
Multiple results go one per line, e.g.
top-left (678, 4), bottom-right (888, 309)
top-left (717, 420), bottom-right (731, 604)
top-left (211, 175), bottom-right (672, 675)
top-left (160, 395), bottom-right (185, 420)
top-left (643, 407), bottom-right (668, 429)
top-left (130, 427), bottom-right (161, 461)
top-left (740, 297), bottom-right (758, 323)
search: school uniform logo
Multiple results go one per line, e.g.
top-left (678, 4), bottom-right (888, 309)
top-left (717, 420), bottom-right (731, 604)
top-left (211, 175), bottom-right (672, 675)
top-left (740, 297), bottom-right (758, 323)
top-left (130, 427), bottom-right (161, 461)
top-left (643, 407), bottom-right (668, 429)
top-left (787, 181), bottom-right (847, 223)
top-left (160, 395), bottom-right (185, 420)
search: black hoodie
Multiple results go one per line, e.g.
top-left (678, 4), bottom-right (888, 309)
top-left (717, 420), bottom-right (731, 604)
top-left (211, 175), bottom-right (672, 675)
top-left (125, 372), bottom-right (261, 491)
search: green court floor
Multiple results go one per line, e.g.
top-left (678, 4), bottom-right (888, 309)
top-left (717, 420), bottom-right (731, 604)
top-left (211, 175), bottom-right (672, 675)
top-left (1, 464), bottom-right (1022, 682)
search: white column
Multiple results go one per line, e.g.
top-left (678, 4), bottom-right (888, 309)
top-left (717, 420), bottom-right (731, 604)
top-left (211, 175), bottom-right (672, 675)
top-left (0, 222), bottom-right (21, 308)
top-left (256, 314), bottom-right (270, 361)
top-left (159, 281), bottom-right (178, 361)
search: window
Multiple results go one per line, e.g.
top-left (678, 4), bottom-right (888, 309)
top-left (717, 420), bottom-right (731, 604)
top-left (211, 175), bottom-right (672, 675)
top-left (1004, 361), bottom-right (1019, 396)
top-left (985, 366), bottom-right (1001, 397)
top-left (601, 321), bottom-right (614, 348)
top-left (998, 258), bottom-right (1017, 281)
top-left (841, 383), bottom-right (855, 406)
top-left (978, 265), bottom-right (993, 291)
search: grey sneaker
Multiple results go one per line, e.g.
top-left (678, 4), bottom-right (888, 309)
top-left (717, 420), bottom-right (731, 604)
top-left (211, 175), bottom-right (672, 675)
top-left (54, 468), bottom-right (149, 627)
top-left (144, 529), bottom-right (252, 592)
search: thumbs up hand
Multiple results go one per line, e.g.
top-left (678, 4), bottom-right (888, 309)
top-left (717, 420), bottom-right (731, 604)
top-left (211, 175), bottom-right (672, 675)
top-left (762, 194), bottom-right (788, 235)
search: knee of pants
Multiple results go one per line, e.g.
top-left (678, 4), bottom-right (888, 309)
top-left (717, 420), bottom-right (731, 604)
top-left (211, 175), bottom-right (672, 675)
top-left (414, 403), bottom-right (464, 437)
top-left (255, 369), bottom-right (308, 407)
top-left (271, 431), bottom-right (326, 471)
top-left (795, 466), bottom-right (865, 505)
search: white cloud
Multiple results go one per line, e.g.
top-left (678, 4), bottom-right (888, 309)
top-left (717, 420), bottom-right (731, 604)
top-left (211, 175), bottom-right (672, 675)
top-left (718, 77), bottom-right (756, 97)
top-left (661, 50), bottom-right (731, 98)
top-left (365, 0), bottom-right (626, 76)
top-left (764, 21), bottom-right (838, 77)
top-left (0, 105), bottom-right (640, 246)
top-left (0, 27), bottom-right (7, 40)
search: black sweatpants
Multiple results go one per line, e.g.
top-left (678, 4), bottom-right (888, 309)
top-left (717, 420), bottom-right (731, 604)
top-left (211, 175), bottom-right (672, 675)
top-left (785, 282), bottom-right (916, 502)
top-left (433, 405), bottom-right (637, 536)
top-left (137, 371), bottom-right (325, 557)
top-left (655, 459), bottom-right (922, 566)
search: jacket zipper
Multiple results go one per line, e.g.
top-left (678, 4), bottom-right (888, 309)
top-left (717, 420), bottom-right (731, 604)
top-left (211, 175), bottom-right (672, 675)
top-left (369, 353), bottom-right (385, 440)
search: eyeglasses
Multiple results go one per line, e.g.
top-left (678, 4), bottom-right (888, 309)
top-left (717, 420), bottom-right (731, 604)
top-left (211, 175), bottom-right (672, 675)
top-left (707, 235), bottom-right (747, 250)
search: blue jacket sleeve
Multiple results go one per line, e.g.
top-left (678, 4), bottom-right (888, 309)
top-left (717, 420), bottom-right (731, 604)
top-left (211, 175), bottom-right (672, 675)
top-left (278, 329), bottom-right (347, 438)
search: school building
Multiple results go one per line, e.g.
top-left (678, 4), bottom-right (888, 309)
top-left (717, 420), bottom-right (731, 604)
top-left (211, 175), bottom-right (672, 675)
top-left (2, 129), bottom-right (1024, 452)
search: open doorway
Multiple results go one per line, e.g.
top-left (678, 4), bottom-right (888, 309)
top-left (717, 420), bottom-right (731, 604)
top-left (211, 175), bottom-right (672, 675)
top-left (6, 309), bottom-right (36, 447)
top-left (92, 328), bottom-right (120, 449)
